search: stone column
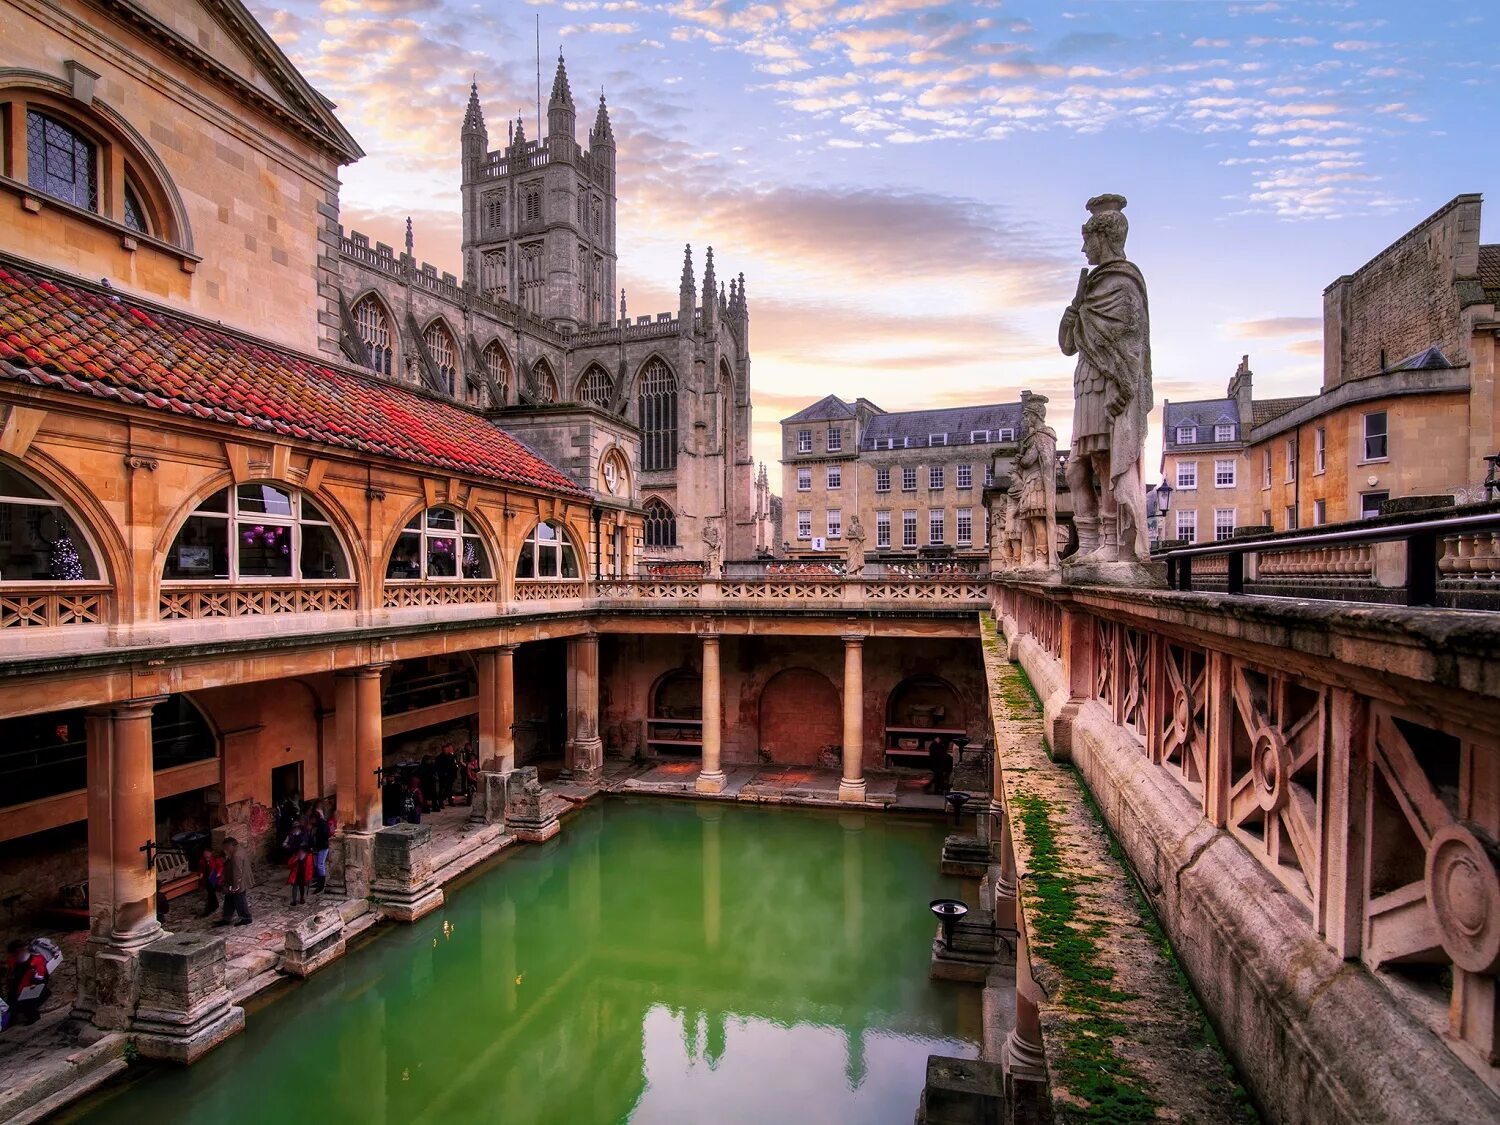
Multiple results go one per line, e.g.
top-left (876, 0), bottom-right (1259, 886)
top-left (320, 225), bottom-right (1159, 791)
top-left (839, 635), bottom-right (866, 802)
top-left (476, 644), bottom-right (518, 774)
top-left (78, 697), bottom-right (165, 1029)
top-left (337, 664), bottom-right (386, 899)
top-left (696, 633), bottom-right (726, 794)
top-left (565, 632), bottom-right (604, 784)
top-left (354, 665), bottom-right (385, 833)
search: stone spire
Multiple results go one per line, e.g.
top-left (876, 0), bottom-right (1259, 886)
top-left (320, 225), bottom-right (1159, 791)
top-left (619, 288), bottom-right (627, 323)
top-left (547, 53), bottom-right (576, 143)
top-left (737, 272), bottom-right (747, 322)
top-left (702, 247), bottom-right (717, 329)
top-left (679, 244), bottom-right (695, 326)
top-left (463, 81), bottom-right (485, 133)
top-left (511, 114), bottom-right (527, 150)
top-left (404, 216), bottom-right (414, 258)
top-left (461, 81), bottom-right (488, 171)
top-left (590, 93), bottom-right (615, 148)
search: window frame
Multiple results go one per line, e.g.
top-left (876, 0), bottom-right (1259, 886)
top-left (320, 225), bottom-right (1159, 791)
top-left (1213, 508), bottom-right (1236, 541)
top-left (515, 519), bottom-right (581, 581)
top-left (643, 499), bottom-right (677, 549)
top-left (826, 466), bottom-right (842, 490)
top-left (1214, 459), bottom-right (1236, 488)
top-left (901, 466), bottom-right (918, 492)
top-left (929, 509), bottom-right (945, 545)
top-left (956, 464), bottom-right (973, 490)
top-left (1214, 423), bottom-right (1235, 442)
top-left (826, 509), bottom-right (842, 540)
top-left (0, 462), bottom-right (106, 585)
top-left (875, 511), bottom-right (891, 549)
top-left (796, 510), bottom-right (812, 540)
top-left (638, 359), bottom-right (678, 471)
top-left (796, 429), bottom-right (812, 454)
top-left (1359, 491), bottom-right (1389, 520)
top-left (796, 468), bottom-right (811, 492)
top-left (874, 467), bottom-right (891, 493)
top-left (1175, 509), bottom-right (1197, 542)
top-left (1362, 411), bottom-right (1389, 462)
top-left (1176, 461), bottom-right (1198, 490)
top-left (825, 427), bottom-right (843, 452)
top-left (928, 465), bottom-right (944, 490)
top-left (1176, 425), bottom-right (1197, 444)
top-left (163, 483), bottom-right (352, 585)
top-left (956, 506), bottom-right (972, 545)
top-left (386, 505), bottom-right (493, 583)
top-left (901, 510), bottom-right (918, 549)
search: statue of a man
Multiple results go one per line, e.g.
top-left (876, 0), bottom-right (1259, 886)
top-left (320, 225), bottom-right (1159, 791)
top-left (1002, 475), bottom-right (1023, 567)
top-left (845, 514), bottom-right (866, 576)
top-left (702, 520), bottom-right (722, 577)
top-left (1016, 394), bottom-right (1058, 569)
top-left (1059, 194), bottom-right (1152, 563)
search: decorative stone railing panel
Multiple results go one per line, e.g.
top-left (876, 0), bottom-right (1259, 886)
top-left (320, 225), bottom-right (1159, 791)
top-left (1439, 531), bottom-right (1500, 585)
top-left (995, 580), bottom-right (1500, 1105)
top-left (160, 583), bottom-right (355, 620)
top-left (382, 582), bottom-right (498, 609)
top-left (1, 585), bottom-right (110, 628)
top-left (1257, 544), bottom-right (1374, 584)
top-left (513, 581), bottom-right (587, 602)
top-left (863, 580), bottom-right (990, 602)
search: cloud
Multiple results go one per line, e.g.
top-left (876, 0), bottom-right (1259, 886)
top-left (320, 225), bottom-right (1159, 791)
top-left (1227, 316), bottom-right (1322, 337)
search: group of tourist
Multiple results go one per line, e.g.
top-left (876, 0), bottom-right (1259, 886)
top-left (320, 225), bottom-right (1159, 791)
top-left (382, 743), bottom-right (481, 825)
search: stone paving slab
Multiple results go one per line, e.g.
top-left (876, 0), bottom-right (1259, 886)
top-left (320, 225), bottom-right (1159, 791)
top-left (981, 618), bottom-right (1252, 1124)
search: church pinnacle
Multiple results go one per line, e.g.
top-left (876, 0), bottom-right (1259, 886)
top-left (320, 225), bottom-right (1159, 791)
top-left (549, 52), bottom-right (574, 108)
top-left (462, 81), bottom-right (485, 133)
top-left (590, 93), bottom-right (615, 147)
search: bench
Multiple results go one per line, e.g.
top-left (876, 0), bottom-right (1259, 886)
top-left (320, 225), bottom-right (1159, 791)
top-left (884, 749), bottom-right (932, 770)
top-left (155, 851), bottom-right (201, 901)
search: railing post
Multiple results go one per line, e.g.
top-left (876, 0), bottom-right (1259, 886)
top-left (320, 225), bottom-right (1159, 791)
top-left (1406, 530), bottom-right (1438, 606)
top-left (1227, 551), bottom-right (1244, 595)
top-left (1179, 555), bottom-right (1193, 592)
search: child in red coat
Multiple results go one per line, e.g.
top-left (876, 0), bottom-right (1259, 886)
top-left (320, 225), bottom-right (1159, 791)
top-left (287, 844), bottom-right (314, 906)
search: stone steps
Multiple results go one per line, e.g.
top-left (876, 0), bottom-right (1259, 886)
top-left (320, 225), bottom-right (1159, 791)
top-left (0, 1023), bottom-right (126, 1125)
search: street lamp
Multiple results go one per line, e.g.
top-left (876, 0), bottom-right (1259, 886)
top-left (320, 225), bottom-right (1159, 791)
top-left (1155, 480), bottom-right (1174, 516)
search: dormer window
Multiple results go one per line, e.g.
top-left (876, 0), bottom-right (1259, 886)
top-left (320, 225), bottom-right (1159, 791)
top-left (929, 433), bottom-right (948, 446)
top-left (1214, 423), bottom-right (1235, 442)
top-left (970, 430), bottom-right (989, 442)
top-left (1176, 426), bottom-right (1197, 444)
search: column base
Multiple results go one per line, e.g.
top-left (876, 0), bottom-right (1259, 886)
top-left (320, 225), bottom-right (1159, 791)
top-left (838, 777), bottom-right (867, 803)
top-left (131, 932), bottom-right (244, 1064)
top-left (695, 770), bottom-right (727, 795)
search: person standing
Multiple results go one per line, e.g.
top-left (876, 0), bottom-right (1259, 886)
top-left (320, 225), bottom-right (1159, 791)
top-left (435, 744), bottom-right (459, 809)
top-left (308, 806), bottom-right (332, 895)
top-left (287, 844), bottom-right (313, 906)
top-left (198, 847), bottom-right (224, 917)
top-left (214, 837), bottom-right (253, 927)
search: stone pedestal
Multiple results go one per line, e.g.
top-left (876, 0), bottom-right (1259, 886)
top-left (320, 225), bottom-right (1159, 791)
top-left (469, 770), bottom-right (509, 826)
top-left (338, 831), bottom-right (376, 901)
top-left (941, 834), bottom-right (998, 878)
top-left (915, 1055), bottom-right (1005, 1125)
top-left (930, 909), bottom-right (1011, 983)
top-left (282, 908), bottom-right (347, 977)
top-left (1061, 557), bottom-right (1166, 588)
top-left (505, 767), bottom-right (560, 842)
top-left (74, 941), bottom-right (142, 1031)
top-left (130, 932), bottom-right (245, 1064)
top-left (370, 822), bottom-right (443, 922)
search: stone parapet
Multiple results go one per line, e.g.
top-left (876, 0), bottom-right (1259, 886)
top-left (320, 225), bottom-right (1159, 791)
top-left (129, 932), bottom-right (245, 1064)
top-left (993, 576), bottom-right (1500, 1123)
top-left (505, 767), bottom-right (560, 843)
top-left (370, 822), bottom-right (443, 922)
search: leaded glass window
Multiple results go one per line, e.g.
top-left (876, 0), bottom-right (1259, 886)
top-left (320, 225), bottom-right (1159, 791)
top-left (483, 342), bottom-right (511, 402)
top-left (122, 181), bottom-right (147, 234)
top-left (579, 365), bottom-right (614, 407)
top-left (423, 321), bottom-right (458, 396)
top-left (353, 295), bottom-right (393, 376)
top-left (643, 499), bottom-right (676, 549)
top-left (531, 359), bottom-right (557, 402)
top-left (27, 110), bottom-right (97, 212)
top-left (639, 359), bottom-right (678, 472)
top-left (0, 464), bottom-right (102, 582)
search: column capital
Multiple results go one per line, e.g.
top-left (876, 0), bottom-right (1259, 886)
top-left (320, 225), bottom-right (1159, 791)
top-left (497, 642), bottom-right (521, 654)
top-left (700, 632), bottom-right (721, 646)
top-left (841, 633), bottom-right (866, 646)
top-left (89, 696), bottom-right (168, 720)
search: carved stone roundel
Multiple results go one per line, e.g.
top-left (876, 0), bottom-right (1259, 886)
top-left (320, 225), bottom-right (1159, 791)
top-left (1251, 728), bottom-right (1290, 814)
top-left (1425, 822), bottom-right (1500, 974)
top-left (1172, 688), bottom-right (1192, 742)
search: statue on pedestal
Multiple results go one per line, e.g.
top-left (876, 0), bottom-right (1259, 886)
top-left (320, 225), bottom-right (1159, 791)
top-left (1015, 394), bottom-right (1058, 570)
top-left (1002, 477), bottom-right (1023, 568)
top-left (1059, 194), bottom-right (1152, 565)
top-left (845, 514), bottom-right (866, 576)
top-left (702, 520), bottom-right (722, 578)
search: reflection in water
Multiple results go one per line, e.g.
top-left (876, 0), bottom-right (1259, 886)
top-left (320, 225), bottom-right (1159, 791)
top-left (68, 799), bottom-right (979, 1125)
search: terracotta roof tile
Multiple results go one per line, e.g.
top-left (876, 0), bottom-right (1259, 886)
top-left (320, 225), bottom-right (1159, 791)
top-left (0, 260), bottom-right (583, 497)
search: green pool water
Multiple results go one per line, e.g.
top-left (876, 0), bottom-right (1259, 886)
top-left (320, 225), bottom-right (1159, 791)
top-left (69, 798), bottom-right (980, 1125)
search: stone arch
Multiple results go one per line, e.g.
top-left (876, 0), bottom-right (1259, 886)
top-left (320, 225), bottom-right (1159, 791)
top-left (479, 337), bottom-right (514, 403)
top-left (514, 517), bottom-right (585, 581)
top-left (382, 501), bottom-right (498, 582)
top-left (650, 667), bottom-right (703, 757)
top-left (885, 675), bottom-right (966, 738)
top-left (530, 357), bottom-right (559, 403)
top-left (758, 667), bottom-right (841, 765)
top-left (642, 496), bottom-right (676, 549)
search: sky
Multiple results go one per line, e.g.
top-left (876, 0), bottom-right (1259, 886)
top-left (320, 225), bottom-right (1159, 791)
top-left (247, 0), bottom-right (1497, 478)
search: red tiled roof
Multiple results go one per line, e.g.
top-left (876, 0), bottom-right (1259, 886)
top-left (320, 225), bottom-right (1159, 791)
top-left (0, 260), bottom-right (584, 496)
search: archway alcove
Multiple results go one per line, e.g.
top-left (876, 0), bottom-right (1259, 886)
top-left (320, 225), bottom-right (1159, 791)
top-left (648, 669), bottom-right (702, 758)
top-left (757, 667), bottom-right (840, 766)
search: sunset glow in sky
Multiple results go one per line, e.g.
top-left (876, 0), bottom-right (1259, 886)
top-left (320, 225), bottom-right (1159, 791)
top-left (249, 0), bottom-right (1496, 474)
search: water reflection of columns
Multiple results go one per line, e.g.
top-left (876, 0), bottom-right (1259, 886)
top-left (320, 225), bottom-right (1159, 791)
top-left (696, 633), bottom-right (726, 794)
top-left (838, 635), bottom-right (866, 802)
top-left (839, 813), bottom-right (863, 953)
top-left (700, 805), bottom-right (723, 950)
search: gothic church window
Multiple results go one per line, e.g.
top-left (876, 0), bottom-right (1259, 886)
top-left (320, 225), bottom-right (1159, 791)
top-left (579, 365), bottom-right (614, 408)
top-left (483, 342), bottom-right (511, 402)
top-left (643, 499), bottom-right (677, 549)
top-left (423, 320), bottom-right (458, 396)
top-left (592, 199), bottom-right (602, 236)
top-left (484, 191), bottom-right (504, 231)
top-left (352, 295), bottom-right (394, 376)
top-left (638, 359), bottom-right (678, 472)
top-left (530, 359), bottom-right (558, 403)
top-left (523, 183), bottom-right (541, 222)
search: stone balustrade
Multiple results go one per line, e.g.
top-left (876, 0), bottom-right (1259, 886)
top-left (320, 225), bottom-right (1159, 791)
top-left (1440, 530), bottom-right (1500, 585)
top-left (160, 582), bottom-right (357, 620)
top-left (1257, 543), bottom-right (1375, 584)
top-left (0, 583), bottom-right (111, 628)
top-left (993, 579), bottom-right (1500, 1124)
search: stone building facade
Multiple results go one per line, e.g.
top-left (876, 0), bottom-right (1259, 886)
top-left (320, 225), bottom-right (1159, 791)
top-left (780, 395), bottom-right (1022, 563)
top-left (1161, 194), bottom-right (1500, 539)
top-left (334, 56), bottom-right (758, 565)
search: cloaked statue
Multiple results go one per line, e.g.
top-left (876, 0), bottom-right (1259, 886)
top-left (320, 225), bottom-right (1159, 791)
top-left (1060, 194), bottom-right (1153, 565)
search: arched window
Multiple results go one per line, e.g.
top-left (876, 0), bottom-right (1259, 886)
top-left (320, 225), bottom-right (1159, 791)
top-left (27, 110), bottom-right (97, 213)
top-left (639, 358), bottom-right (678, 472)
top-left (531, 359), bottom-right (558, 403)
top-left (387, 507), bottom-right (492, 581)
top-left (517, 520), bottom-right (580, 580)
top-left (642, 498), bottom-right (677, 549)
top-left (353, 295), bottom-right (394, 376)
top-left (483, 341), bottom-right (511, 403)
top-left (423, 320), bottom-right (458, 396)
top-left (162, 484), bottom-right (350, 581)
top-left (0, 463), bottom-right (102, 582)
top-left (5, 93), bottom-right (181, 243)
top-left (578, 364), bottom-right (614, 408)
